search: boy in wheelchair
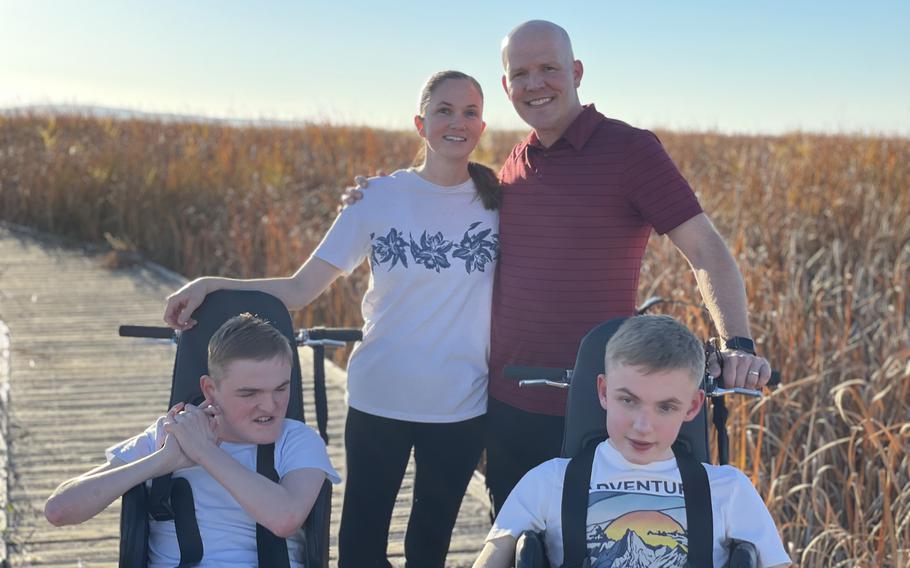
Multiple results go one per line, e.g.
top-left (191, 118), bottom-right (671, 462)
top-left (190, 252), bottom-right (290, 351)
top-left (44, 313), bottom-right (340, 567)
top-left (474, 315), bottom-right (789, 568)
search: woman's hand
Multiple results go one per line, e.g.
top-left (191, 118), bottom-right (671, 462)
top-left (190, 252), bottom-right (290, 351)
top-left (163, 278), bottom-right (209, 330)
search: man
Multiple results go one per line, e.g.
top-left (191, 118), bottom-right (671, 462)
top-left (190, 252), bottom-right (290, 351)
top-left (486, 19), bottom-right (770, 516)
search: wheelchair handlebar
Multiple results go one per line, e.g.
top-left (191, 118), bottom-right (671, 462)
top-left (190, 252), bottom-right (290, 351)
top-left (768, 371), bottom-right (781, 386)
top-left (302, 327), bottom-right (363, 342)
top-left (119, 324), bottom-right (362, 346)
top-left (119, 325), bottom-right (177, 340)
top-left (503, 365), bottom-right (570, 382)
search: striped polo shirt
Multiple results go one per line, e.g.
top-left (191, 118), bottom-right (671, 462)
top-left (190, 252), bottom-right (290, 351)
top-left (489, 104), bottom-right (703, 415)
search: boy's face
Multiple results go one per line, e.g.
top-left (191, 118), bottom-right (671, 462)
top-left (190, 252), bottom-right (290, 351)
top-left (597, 363), bottom-right (705, 465)
top-left (201, 356), bottom-right (292, 445)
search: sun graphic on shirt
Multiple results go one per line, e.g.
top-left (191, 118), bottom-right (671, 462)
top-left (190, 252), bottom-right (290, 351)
top-left (603, 510), bottom-right (686, 550)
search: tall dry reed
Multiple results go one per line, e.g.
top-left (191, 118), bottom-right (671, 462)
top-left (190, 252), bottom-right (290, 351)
top-left (1, 112), bottom-right (907, 566)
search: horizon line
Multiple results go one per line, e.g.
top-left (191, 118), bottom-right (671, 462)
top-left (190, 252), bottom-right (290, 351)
top-left (2, 102), bottom-right (907, 140)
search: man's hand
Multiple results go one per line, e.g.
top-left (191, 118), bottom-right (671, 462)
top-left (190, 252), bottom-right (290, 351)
top-left (708, 350), bottom-right (772, 389)
top-left (163, 279), bottom-right (209, 330)
top-left (339, 172), bottom-right (384, 207)
top-left (163, 403), bottom-right (221, 465)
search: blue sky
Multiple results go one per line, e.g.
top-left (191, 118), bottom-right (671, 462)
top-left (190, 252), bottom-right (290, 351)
top-left (2, 0), bottom-right (908, 134)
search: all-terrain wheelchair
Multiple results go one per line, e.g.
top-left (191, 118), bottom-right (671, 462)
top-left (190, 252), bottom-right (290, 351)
top-left (117, 290), bottom-right (360, 567)
top-left (505, 309), bottom-right (781, 568)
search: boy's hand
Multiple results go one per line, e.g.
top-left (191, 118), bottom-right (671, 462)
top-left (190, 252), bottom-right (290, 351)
top-left (156, 402), bottom-right (185, 451)
top-left (155, 403), bottom-right (195, 471)
top-left (163, 279), bottom-right (208, 330)
top-left (158, 431), bottom-right (195, 472)
top-left (163, 403), bottom-right (221, 465)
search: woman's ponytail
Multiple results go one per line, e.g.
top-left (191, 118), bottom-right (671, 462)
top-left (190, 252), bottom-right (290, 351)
top-left (467, 161), bottom-right (502, 211)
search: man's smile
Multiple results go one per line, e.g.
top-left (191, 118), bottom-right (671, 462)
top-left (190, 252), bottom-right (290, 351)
top-left (526, 96), bottom-right (554, 107)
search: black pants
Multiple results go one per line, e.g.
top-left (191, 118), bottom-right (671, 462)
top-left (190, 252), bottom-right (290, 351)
top-left (484, 396), bottom-right (566, 519)
top-left (338, 407), bottom-right (485, 568)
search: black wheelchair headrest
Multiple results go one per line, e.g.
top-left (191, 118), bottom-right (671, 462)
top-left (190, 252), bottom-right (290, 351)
top-left (169, 289), bottom-right (304, 421)
top-left (560, 317), bottom-right (710, 462)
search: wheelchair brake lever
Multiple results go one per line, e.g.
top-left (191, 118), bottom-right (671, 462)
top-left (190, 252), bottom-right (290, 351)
top-left (518, 379), bottom-right (570, 389)
top-left (295, 330), bottom-right (348, 349)
top-left (704, 374), bottom-right (763, 398)
top-left (708, 386), bottom-right (763, 398)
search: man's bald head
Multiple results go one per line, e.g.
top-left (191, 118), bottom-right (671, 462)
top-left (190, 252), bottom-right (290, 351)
top-left (501, 20), bottom-right (575, 69)
top-left (499, 20), bottom-right (584, 146)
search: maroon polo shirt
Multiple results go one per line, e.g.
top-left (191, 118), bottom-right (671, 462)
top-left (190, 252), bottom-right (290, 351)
top-left (489, 104), bottom-right (703, 416)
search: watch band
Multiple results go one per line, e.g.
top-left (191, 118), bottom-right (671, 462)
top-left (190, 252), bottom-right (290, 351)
top-left (722, 336), bottom-right (756, 355)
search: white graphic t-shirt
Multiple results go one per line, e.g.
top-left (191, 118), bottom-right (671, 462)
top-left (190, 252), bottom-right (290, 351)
top-left (488, 440), bottom-right (790, 568)
top-left (314, 168), bottom-right (498, 422)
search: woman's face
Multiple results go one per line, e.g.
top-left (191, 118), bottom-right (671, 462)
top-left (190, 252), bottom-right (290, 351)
top-left (416, 78), bottom-right (486, 162)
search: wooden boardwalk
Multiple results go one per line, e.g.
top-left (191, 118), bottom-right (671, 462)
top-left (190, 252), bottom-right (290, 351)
top-left (0, 223), bottom-right (489, 566)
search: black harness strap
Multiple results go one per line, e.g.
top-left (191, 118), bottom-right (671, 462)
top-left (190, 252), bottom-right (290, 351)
top-left (560, 439), bottom-right (714, 568)
top-left (256, 443), bottom-right (291, 568)
top-left (147, 446), bottom-right (292, 567)
top-left (171, 478), bottom-right (204, 567)
top-left (147, 474), bottom-right (204, 567)
top-left (673, 443), bottom-right (714, 568)
top-left (560, 437), bottom-right (604, 568)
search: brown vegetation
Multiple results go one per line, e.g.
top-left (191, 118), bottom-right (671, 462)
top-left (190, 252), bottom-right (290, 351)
top-left (1, 112), bottom-right (907, 566)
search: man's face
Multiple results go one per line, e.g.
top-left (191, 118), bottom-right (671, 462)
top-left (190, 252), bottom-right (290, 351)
top-left (502, 28), bottom-right (583, 143)
top-left (202, 356), bottom-right (291, 445)
top-left (597, 363), bottom-right (704, 465)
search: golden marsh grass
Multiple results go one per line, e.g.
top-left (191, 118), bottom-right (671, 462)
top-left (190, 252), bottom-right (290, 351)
top-left (1, 113), bottom-right (907, 566)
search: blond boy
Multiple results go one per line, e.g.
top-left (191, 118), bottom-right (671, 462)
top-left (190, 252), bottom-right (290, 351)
top-left (474, 315), bottom-right (789, 568)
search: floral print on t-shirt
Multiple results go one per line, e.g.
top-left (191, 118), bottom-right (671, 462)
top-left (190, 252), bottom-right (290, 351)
top-left (370, 221), bottom-right (498, 274)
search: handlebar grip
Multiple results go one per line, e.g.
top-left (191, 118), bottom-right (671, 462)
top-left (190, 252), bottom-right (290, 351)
top-left (503, 365), bottom-right (567, 381)
top-left (306, 327), bottom-right (363, 342)
top-left (768, 370), bottom-right (781, 387)
top-left (119, 325), bottom-right (175, 340)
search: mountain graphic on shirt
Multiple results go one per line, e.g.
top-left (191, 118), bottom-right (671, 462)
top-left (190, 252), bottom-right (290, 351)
top-left (589, 528), bottom-right (688, 568)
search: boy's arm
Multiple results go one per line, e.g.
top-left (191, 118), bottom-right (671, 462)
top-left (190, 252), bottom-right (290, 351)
top-left (201, 451), bottom-right (326, 537)
top-left (44, 431), bottom-right (191, 526)
top-left (166, 404), bottom-right (326, 537)
top-left (472, 535), bottom-right (517, 568)
top-left (722, 468), bottom-right (792, 568)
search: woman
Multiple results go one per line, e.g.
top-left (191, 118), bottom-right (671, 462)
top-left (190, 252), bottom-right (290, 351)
top-left (163, 70), bottom-right (500, 567)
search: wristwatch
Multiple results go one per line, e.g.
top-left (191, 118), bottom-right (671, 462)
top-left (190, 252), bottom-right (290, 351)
top-left (722, 336), bottom-right (756, 355)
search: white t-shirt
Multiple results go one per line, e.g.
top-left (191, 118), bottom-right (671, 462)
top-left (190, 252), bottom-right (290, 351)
top-left (108, 418), bottom-right (341, 568)
top-left (488, 440), bottom-right (790, 568)
top-left (314, 168), bottom-right (499, 422)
